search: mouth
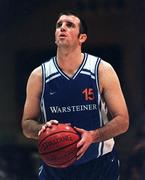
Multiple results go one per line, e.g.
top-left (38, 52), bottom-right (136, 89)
top-left (59, 33), bottom-right (67, 38)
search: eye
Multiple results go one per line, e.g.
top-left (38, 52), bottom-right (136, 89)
top-left (56, 22), bottom-right (62, 28)
top-left (66, 22), bottom-right (74, 28)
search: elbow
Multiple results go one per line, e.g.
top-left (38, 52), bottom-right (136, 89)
top-left (122, 114), bottom-right (129, 133)
top-left (21, 121), bottom-right (33, 139)
top-left (21, 119), bottom-right (39, 140)
top-left (22, 128), bottom-right (32, 139)
top-left (123, 120), bottom-right (129, 133)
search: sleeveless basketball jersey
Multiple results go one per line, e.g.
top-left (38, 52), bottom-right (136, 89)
top-left (40, 53), bottom-right (114, 165)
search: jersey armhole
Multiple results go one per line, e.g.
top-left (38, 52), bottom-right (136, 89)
top-left (41, 63), bottom-right (46, 101)
top-left (95, 57), bottom-right (101, 96)
top-left (39, 63), bottom-right (47, 123)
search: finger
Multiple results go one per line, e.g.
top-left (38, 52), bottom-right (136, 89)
top-left (77, 143), bottom-right (89, 160)
top-left (77, 139), bottom-right (84, 148)
top-left (46, 122), bottom-right (52, 127)
top-left (38, 130), bottom-right (41, 136)
top-left (50, 119), bottom-right (59, 124)
top-left (77, 148), bottom-right (85, 160)
top-left (77, 148), bottom-right (83, 157)
top-left (77, 153), bottom-right (84, 160)
top-left (74, 127), bottom-right (84, 134)
top-left (38, 129), bottom-right (43, 136)
top-left (38, 125), bottom-right (46, 136)
top-left (65, 123), bottom-right (71, 126)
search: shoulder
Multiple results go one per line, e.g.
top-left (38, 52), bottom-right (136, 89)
top-left (99, 60), bottom-right (118, 81)
top-left (98, 60), bottom-right (119, 93)
top-left (42, 57), bottom-right (55, 66)
top-left (99, 60), bottom-right (115, 73)
top-left (27, 66), bottom-right (42, 88)
top-left (25, 66), bottom-right (42, 96)
top-left (86, 53), bottom-right (99, 61)
top-left (86, 53), bottom-right (114, 72)
top-left (84, 53), bottom-right (100, 70)
top-left (30, 66), bottom-right (42, 80)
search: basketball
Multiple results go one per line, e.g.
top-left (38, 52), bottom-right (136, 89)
top-left (38, 123), bottom-right (80, 168)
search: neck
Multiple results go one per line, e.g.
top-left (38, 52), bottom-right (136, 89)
top-left (56, 47), bottom-right (84, 77)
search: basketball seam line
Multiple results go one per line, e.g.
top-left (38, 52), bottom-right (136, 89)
top-left (39, 139), bottom-right (80, 155)
top-left (38, 131), bottom-right (79, 147)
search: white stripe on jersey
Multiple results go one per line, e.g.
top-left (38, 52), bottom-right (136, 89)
top-left (44, 58), bottom-right (58, 78)
top-left (40, 100), bottom-right (47, 123)
top-left (80, 70), bottom-right (95, 79)
top-left (97, 142), bottom-right (103, 157)
top-left (40, 64), bottom-right (47, 123)
top-left (46, 74), bottom-right (61, 83)
top-left (38, 165), bottom-right (43, 176)
top-left (102, 139), bottom-right (114, 155)
top-left (83, 54), bottom-right (100, 74)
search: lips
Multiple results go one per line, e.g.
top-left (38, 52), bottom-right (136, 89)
top-left (59, 33), bottom-right (67, 37)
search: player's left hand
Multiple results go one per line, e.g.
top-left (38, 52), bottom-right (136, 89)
top-left (74, 127), bottom-right (94, 160)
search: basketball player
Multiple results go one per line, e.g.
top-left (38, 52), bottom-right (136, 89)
top-left (22, 11), bottom-right (129, 180)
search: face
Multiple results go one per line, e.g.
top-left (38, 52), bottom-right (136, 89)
top-left (55, 15), bottom-right (86, 48)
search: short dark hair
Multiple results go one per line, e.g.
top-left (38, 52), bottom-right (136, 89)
top-left (57, 11), bottom-right (88, 35)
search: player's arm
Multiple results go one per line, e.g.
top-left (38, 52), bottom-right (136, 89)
top-left (22, 67), bottom-right (59, 140)
top-left (76, 61), bottom-right (129, 159)
top-left (91, 60), bottom-right (129, 142)
top-left (22, 66), bottom-right (43, 140)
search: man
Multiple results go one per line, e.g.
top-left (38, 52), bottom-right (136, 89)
top-left (22, 11), bottom-right (129, 180)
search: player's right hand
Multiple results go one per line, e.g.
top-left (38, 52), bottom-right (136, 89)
top-left (38, 120), bottom-right (59, 136)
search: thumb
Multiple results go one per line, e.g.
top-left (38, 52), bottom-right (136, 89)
top-left (74, 127), bottom-right (84, 134)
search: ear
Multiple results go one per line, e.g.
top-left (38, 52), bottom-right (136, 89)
top-left (79, 34), bottom-right (87, 44)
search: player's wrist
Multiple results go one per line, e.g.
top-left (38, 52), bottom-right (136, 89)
top-left (90, 129), bottom-right (101, 143)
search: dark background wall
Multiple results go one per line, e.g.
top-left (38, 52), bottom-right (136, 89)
top-left (0, 0), bottom-right (145, 179)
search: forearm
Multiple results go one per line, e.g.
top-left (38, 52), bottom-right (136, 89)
top-left (90, 116), bottom-right (129, 143)
top-left (22, 119), bottom-right (43, 140)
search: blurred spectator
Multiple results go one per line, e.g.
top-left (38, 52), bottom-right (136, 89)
top-left (0, 145), bottom-right (39, 180)
top-left (126, 118), bottom-right (145, 180)
top-left (126, 142), bottom-right (145, 180)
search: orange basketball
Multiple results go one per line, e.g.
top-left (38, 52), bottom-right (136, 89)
top-left (38, 123), bottom-right (80, 168)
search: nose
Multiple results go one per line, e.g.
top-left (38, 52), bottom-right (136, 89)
top-left (60, 23), bottom-right (66, 32)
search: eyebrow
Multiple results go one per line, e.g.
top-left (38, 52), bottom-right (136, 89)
top-left (56, 19), bottom-right (74, 24)
top-left (56, 20), bottom-right (76, 27)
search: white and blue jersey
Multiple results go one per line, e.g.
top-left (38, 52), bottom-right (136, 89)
top-left (40, 53), bottom-right (114, 165)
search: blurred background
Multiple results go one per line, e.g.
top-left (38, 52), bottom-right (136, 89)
top-left (0, 0), bottom-right (145, 179)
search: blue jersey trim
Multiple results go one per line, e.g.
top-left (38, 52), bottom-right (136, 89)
top-left (53, 53), bottom-right (88, 80)
top-left (41, 64), bottom-right (47, 123)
